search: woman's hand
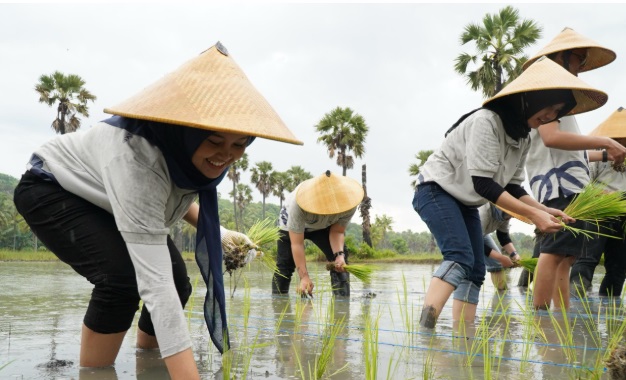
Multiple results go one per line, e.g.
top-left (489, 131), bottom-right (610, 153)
top-left (497, 254), bottom-right (514, 268)
top-left (297, 275), bottom-right (314, 297)
top-left (530, 209), bottom-right (566, 233)
top-left (545, 207), bottom-right (576, 224)
top-left (333, 255), bottom-right (347, 272)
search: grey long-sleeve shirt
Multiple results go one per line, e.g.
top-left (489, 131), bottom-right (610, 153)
top-left (29, 121), bottom-right (197, 358)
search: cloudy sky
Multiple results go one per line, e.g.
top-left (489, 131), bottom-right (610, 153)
top-left (1, 3), bottom-right (625, 235)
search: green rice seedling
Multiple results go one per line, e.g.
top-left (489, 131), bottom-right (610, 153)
top-left (274, 299), bottom-right (290, 335)
top-left (222, 328), bottom-right (269, 380)
top-left (293, 297), bottom-right (349, 379)
top-left (325, 263), bottom-right (374, 282)
top-left (363, 310), bottom-right (381, 380)
top-left (488, 292), bottom-right (513, 377)
top-left (242, 277), bottom-right (251, 332)
top-left (602, 298), bottom-right (626, 379)
top-left (394, 273), bottom-right (416, 345)
top-left (422, 334), bottom-right (438, 380)
top-left (546, 291), bottom-right (578, 363)
top-left (0, 360), bottom-right (14, 371)
top-left (560, 182), bottom-right (626, 238)
top-left (186, 274), bottom-right (200, 329)
top-left (315, 302), bottom-right (348, 379)
top-left (514, 288), bottom-right (547, 373)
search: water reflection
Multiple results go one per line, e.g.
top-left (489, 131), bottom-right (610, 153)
top-left (1, 261), bottom-right (624, 379)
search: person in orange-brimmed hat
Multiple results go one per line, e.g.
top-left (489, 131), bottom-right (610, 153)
top-left (272, 170), bottom-right (364, 298)
top-left (570, 107), bottom-right (626, 298)
top-left (518, 28), bottom-right (626, 312)
top-left (413, 56), bottom-right (607, 329)
top-left (13, 41), bottom-right (301, 379)
top-left (478, 203), bottom-right (523, 291)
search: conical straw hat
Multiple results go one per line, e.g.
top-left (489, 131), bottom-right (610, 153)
top-left (104, 42), bottom-right (302, 145)
top-left (589, 107), bottom-right (626, 138)
top-left (296, 170), bottom-right (364, 215)
top-left (484, 56), bottom-right (608, 117)
top-left (523, 27), bottom-right (616, 72)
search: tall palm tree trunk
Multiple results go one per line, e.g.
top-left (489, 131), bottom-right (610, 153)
top-left (232, 181), bottom-right (239, 231)
top-left (359, 164), bottom-right (373, 247)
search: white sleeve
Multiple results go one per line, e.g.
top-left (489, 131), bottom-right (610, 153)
top-left (127, 242), bottom-right (191, 358)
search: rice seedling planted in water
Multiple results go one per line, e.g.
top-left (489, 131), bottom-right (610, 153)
top-left (325, 263), bottom-right (374, 282)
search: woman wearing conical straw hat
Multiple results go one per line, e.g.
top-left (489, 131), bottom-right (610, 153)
top-left (13, 42), bottom-right (302, 379)
top-left (570, 107), bottom-right (626, 299)
top-left (517, 27), bottom-right (625, 311)
top-left (272, 170), bottom-right (363, 297)
top-left (413, 56), bottom-right (607, 328)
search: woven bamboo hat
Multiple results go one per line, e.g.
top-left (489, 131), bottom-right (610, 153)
top-left (104, 42), bottom-right (302, 145)
top-left (589, 107), bottom-right (626, 138)
top-left (493, 204), bottom-right (533, 225)
top-left (523, 27), bottom-right (616, 72)
top-left (484, 56), bottom-right (608, 116)
top-left (296, 170), bottom-right (364, 215)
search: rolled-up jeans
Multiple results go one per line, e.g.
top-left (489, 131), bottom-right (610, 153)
top-left (413, 182), bottom-right (485, 304)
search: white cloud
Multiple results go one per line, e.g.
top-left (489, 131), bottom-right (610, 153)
top-left (2, 3), bottom-right (625, 236)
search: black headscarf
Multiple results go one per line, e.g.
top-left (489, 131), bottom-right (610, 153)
top-left (484, 89), bottom-right (577, 141)
top-left (105, 115), bottom-right (253, 354)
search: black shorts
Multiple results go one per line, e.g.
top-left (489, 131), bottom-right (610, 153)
top-left (13, 171), bottom-right (191, 335)
top-left (536, 194), bottom-right (593, 257)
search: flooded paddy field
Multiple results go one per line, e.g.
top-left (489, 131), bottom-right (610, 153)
top-left (1, 261), bottom-right (622, 379)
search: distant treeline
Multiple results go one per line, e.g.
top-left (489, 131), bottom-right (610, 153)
top-left (0, 172), bottom-right (536, 255)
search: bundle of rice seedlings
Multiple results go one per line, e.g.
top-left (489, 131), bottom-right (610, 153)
top-left (325, 263), bottom-right (374, 282)
top-left (223, 218), bottom-right (281, 274)
top-left (606, 344), bottom-right (626, 380)
top-left (516, 258), bottom-right (538, 273)
top-left (560, 182), bottom-right (626, 239)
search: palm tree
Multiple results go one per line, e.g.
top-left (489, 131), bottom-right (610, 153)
top-left (286, 165), bottom-right (312, 191)
top-left (231, 183), bottom-right (252, 230)
top-left (372, 214), bottom-right (394, 249)
top-left (35, 71), bottom-right (97, 134)
top-left (454, 6), bottom-right (542, 98)
top-left (315, 107), bottom-right (369, 176)
top-left (408, 150), bottom-right (434, 189)
top-left (250, 161), bottom-right (275, 219)
top-left (227, 153), bottom-right (249, 231)
top-left (271, 171), bottom-right (291, 209)
top-left (359, 164), bottom-right (373, 247)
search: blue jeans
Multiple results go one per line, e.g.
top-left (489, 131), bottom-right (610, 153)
top-left (413, 182), bottom-right (485, 302)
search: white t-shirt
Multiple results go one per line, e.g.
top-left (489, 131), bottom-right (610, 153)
top-left (418, 109), bottom-right (530, 206)
top-left (589, 159), bottom-right (626, 192)
top-left (525, 116), bottom-right (590, 203)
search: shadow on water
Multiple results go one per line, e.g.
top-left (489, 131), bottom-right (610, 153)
top-left (1, 261), bottom-right (624, 379)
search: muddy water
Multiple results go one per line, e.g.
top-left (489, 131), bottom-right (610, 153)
top-left (0, 261), bottom-right (619, 379)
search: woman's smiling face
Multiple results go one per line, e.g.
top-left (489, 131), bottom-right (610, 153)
top-left (191, 132), bottom-right (249, 178)
top-left (527, 103), bottom-right (566, 129)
